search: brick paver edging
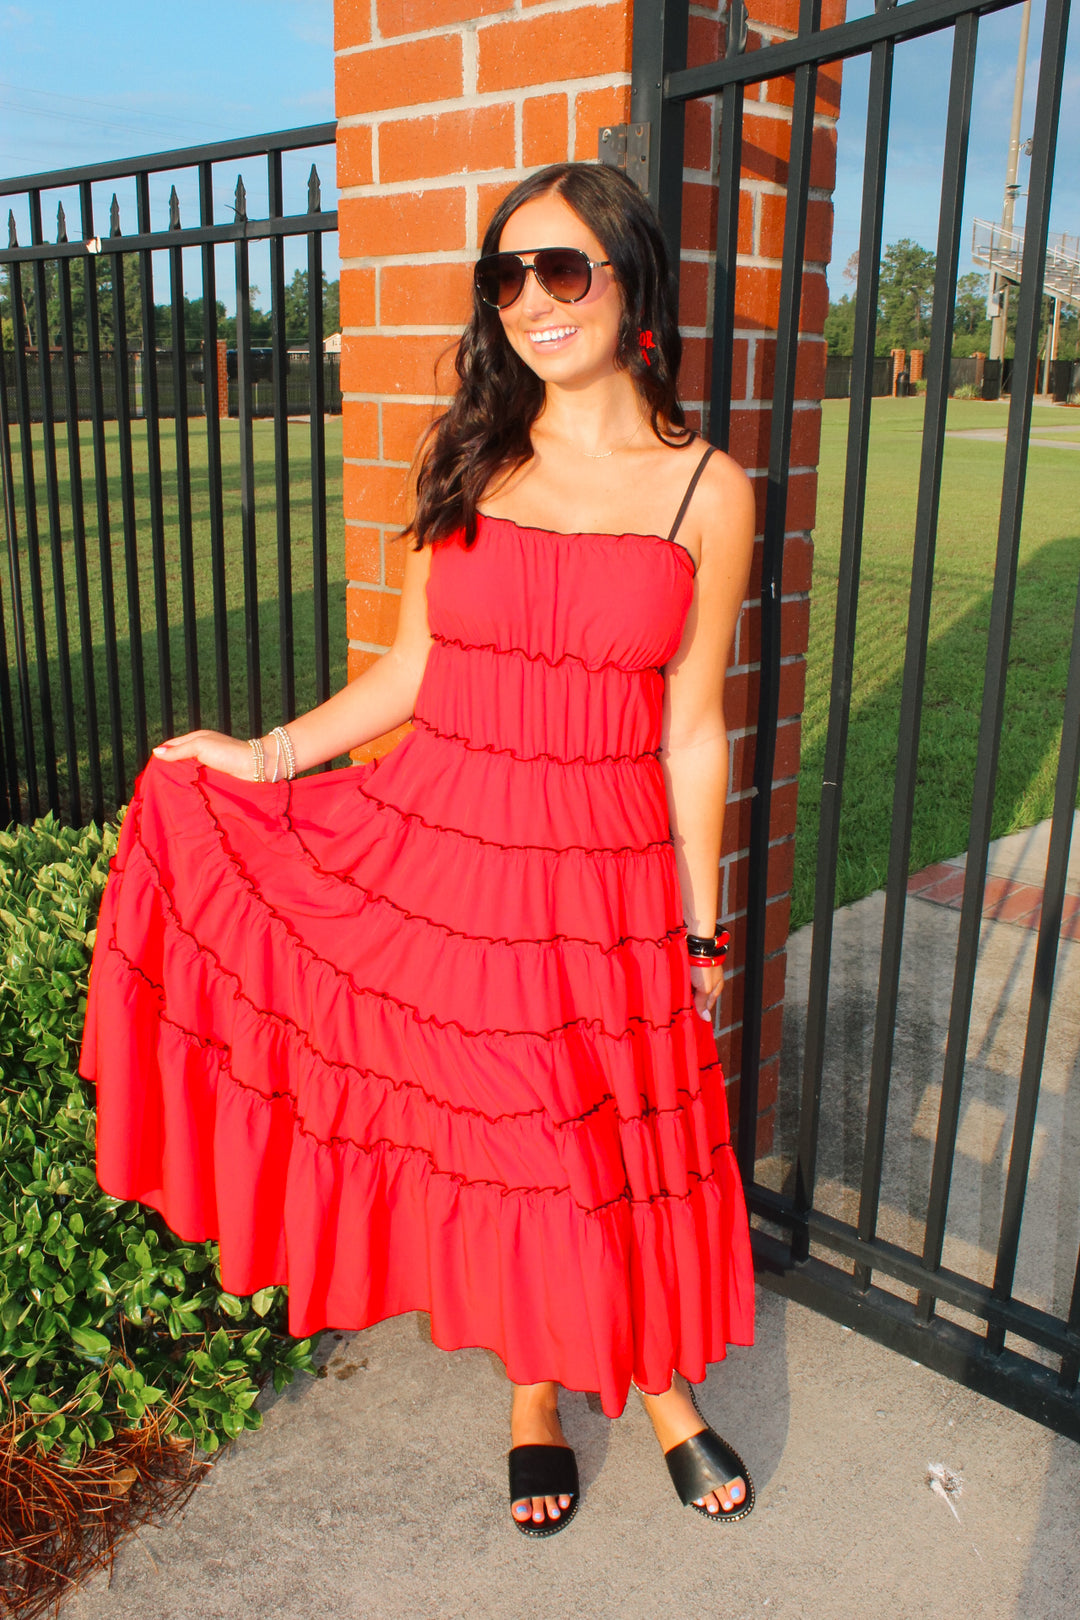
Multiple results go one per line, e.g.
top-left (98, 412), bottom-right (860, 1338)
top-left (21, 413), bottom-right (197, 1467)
top-left (908, 857), bottom-right (1080, 941)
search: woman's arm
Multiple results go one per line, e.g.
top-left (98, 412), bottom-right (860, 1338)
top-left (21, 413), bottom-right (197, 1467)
top-left (660, 453), bottom-right (756, 1016)
top-left (152, 539), bottom-right (433, 778)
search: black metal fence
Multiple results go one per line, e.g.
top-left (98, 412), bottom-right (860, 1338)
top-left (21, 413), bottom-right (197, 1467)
top-left (631, 0), bottom-right (1079, 1438)
top-left (983, 353), bottom-right (1080, 400)
top-left (824, 353), bottom-right (895, 398)
top-left (226, 348), bottom-right (342, 418)
top-left (825, 353), bottom-right (1080, 400)
top-left (0, 348), bottom-right (342, 422)
top-left (0, 125), bottom-right (340, 828)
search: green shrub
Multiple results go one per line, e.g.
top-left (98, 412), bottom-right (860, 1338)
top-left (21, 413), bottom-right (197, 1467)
top-left (951, 382), bottom-right (980, 399)
top-left (0, 813), bottom-right (318, 1462)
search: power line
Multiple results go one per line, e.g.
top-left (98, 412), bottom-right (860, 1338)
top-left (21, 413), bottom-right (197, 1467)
top-left (0, 79), bottom-right (227, 135)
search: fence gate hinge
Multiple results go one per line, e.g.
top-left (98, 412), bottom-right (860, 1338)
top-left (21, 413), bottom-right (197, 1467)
top-left (597, 123), bottom-right (651, 195)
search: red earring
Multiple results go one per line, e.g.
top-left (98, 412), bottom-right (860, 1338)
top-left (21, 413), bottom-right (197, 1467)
top-left (638, 328), bottom-right (656, 366)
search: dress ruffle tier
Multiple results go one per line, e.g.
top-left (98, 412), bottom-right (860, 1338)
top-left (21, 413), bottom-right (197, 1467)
top-left (80, 514), bottom-right (754, 1416)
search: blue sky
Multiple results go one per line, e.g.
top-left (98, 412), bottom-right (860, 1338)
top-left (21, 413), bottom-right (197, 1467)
top-left (0, 0), bottom-right (1076, 305)
top-left (0, 1), bottom-right (335, 171)
top-left (830, 0), bottom-right (1079, 293)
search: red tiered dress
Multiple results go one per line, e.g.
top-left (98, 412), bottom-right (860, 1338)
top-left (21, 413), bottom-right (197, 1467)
top-left (79, 512), bottom-right (754, 1416)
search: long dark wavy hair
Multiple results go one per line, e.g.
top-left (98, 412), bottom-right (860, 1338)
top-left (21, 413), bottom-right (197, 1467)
top-left (408, 162), bottom-right (693, 549)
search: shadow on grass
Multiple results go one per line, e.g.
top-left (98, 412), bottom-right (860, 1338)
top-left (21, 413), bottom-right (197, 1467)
top-left (5, 580), bottom-right (348, 826)
top-left (793, 532), bottom-right (1080, 929)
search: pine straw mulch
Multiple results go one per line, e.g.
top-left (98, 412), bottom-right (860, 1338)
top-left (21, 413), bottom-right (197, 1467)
top-left (0, 1392), bottom-right (212, 1620)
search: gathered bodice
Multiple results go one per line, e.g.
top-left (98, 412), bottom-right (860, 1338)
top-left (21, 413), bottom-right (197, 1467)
top-left (413, 513), bottom-right (695, 766)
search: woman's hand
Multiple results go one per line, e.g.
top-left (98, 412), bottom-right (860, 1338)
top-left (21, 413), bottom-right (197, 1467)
top-left (152, 731), bottom-right (260, 780)
top-left (689, 957), bottom-right (724, 1023)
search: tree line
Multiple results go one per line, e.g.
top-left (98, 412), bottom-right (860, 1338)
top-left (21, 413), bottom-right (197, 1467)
top-left (824, 238), bottom-right (1079, 360)
top-left (0, 265), bottom-right (340, 353)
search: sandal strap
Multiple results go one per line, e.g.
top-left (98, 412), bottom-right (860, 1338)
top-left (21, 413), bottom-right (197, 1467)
top-left (664, 1428), bottom-right (751, 1507)
top-left (508, 1444), bottom-right (579, 1501)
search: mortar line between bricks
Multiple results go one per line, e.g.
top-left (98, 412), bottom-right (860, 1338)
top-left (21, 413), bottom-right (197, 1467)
top-left (339, 0), bottom-right (632, 54)
top-left (336, 73), bottom-right (631, 133)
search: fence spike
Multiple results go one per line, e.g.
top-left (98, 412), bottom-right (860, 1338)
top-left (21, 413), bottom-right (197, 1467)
top-left (109, 193), bottom-right (121, 236)
top-left (7, 209), bottom-right (17, 248)
top-left (56, 201), bottom-right (68, 243)
top-left (234, 174), bottom-right (247, 221)
top-left (308, 163), bottom-right (322, 214)
top-left (169, 185), bottom-right (181, 230)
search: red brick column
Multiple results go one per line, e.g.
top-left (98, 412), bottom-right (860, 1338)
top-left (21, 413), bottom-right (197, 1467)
top-left (333, 0), bottom-right (845, 1158)
top-left (216, 338), bottom-right (229, 419)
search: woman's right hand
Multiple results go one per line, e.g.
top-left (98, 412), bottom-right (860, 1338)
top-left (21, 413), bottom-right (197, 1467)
top-left (152, 730), bottom-right (259, 780)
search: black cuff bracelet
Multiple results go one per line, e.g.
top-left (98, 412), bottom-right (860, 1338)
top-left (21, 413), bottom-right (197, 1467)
top-left (686, 926), bottom-right (730, 961)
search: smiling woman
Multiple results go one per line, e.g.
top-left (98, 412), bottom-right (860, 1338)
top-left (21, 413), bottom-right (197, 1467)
top-left (413, 164), bottom-right (695, 547)
top-left (80, 161), bottom-right (758, 1543)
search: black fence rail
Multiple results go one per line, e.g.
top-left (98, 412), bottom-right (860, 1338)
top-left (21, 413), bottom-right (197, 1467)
top-left (0, 347), bottom-right (342, 423)
top-left (0, 125), bottom-right (340, 829)
top-left (632, 0), bottom-right (1080, 1439)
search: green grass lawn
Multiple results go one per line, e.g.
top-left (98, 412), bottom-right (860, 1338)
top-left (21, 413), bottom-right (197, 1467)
top-left (2, 416), bottom-right (345, 822)
top-left (793, 396), bottom-right (1080, 929)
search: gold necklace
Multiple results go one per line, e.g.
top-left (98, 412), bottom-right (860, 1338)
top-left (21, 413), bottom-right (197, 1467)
top-left (576, 411), bottom-right (645, 459)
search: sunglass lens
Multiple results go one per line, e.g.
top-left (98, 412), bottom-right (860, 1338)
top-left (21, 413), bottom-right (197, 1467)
top-left (475, 254), bottom-right (525, 308)
top-left (534, 249), bottom-right (591, 301)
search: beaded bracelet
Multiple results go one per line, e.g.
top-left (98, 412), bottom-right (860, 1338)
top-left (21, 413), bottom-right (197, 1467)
top-left (686, 925), bottom-right (730, 963)
top-left (271, 724), bottom-right (296, 780)
top-left (248, 735), bottom-right (266, 783)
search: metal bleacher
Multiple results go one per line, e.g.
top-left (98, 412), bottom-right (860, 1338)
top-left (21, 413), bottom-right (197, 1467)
top-left (972, 218), bottom-right (1080, 310)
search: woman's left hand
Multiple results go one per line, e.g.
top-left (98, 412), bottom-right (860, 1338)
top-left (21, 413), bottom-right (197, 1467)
top-left (689, 958), bottom-right (724, 1023)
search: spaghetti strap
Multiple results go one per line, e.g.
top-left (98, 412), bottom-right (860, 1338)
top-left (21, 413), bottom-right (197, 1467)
top-left (667, 443), bottom-right (717, 545)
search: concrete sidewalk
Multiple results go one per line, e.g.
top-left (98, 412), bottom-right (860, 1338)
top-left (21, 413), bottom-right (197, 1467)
top-left (70, 821), bottom-right (1080, 1620)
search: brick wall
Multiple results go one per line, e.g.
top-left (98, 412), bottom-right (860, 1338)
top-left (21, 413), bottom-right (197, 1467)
top-left (333, 0), bottom-right (844, 1154)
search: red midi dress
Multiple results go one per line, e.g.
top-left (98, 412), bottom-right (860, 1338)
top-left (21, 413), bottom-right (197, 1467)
top-left (79, 510), bottom-right (755, 1417)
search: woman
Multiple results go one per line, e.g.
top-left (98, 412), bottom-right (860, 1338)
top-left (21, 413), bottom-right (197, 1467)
top-left (80, 161), bottom-right (757, 1536)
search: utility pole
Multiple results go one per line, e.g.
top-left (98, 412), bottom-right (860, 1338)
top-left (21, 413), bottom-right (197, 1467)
top-left (989, 0), bottom-right (1031, 362)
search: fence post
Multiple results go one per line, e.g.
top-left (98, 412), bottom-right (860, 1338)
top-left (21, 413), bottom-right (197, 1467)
top-left (668, 1), bottom-right (844, 1154)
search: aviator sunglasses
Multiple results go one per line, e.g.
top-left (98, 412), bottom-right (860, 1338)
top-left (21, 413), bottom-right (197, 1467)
top-left (474, 247), bottom-right (612, 310)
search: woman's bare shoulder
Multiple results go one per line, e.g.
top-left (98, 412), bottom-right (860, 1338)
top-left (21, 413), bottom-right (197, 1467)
top-left (690, 445), bottom-right (756, 556)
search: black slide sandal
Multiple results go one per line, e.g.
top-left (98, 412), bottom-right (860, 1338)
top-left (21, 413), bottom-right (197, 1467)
top-left (508, 1443), bottom-right (580, 1538)
top-left (664, 1387), bottom-right (754, 1524)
